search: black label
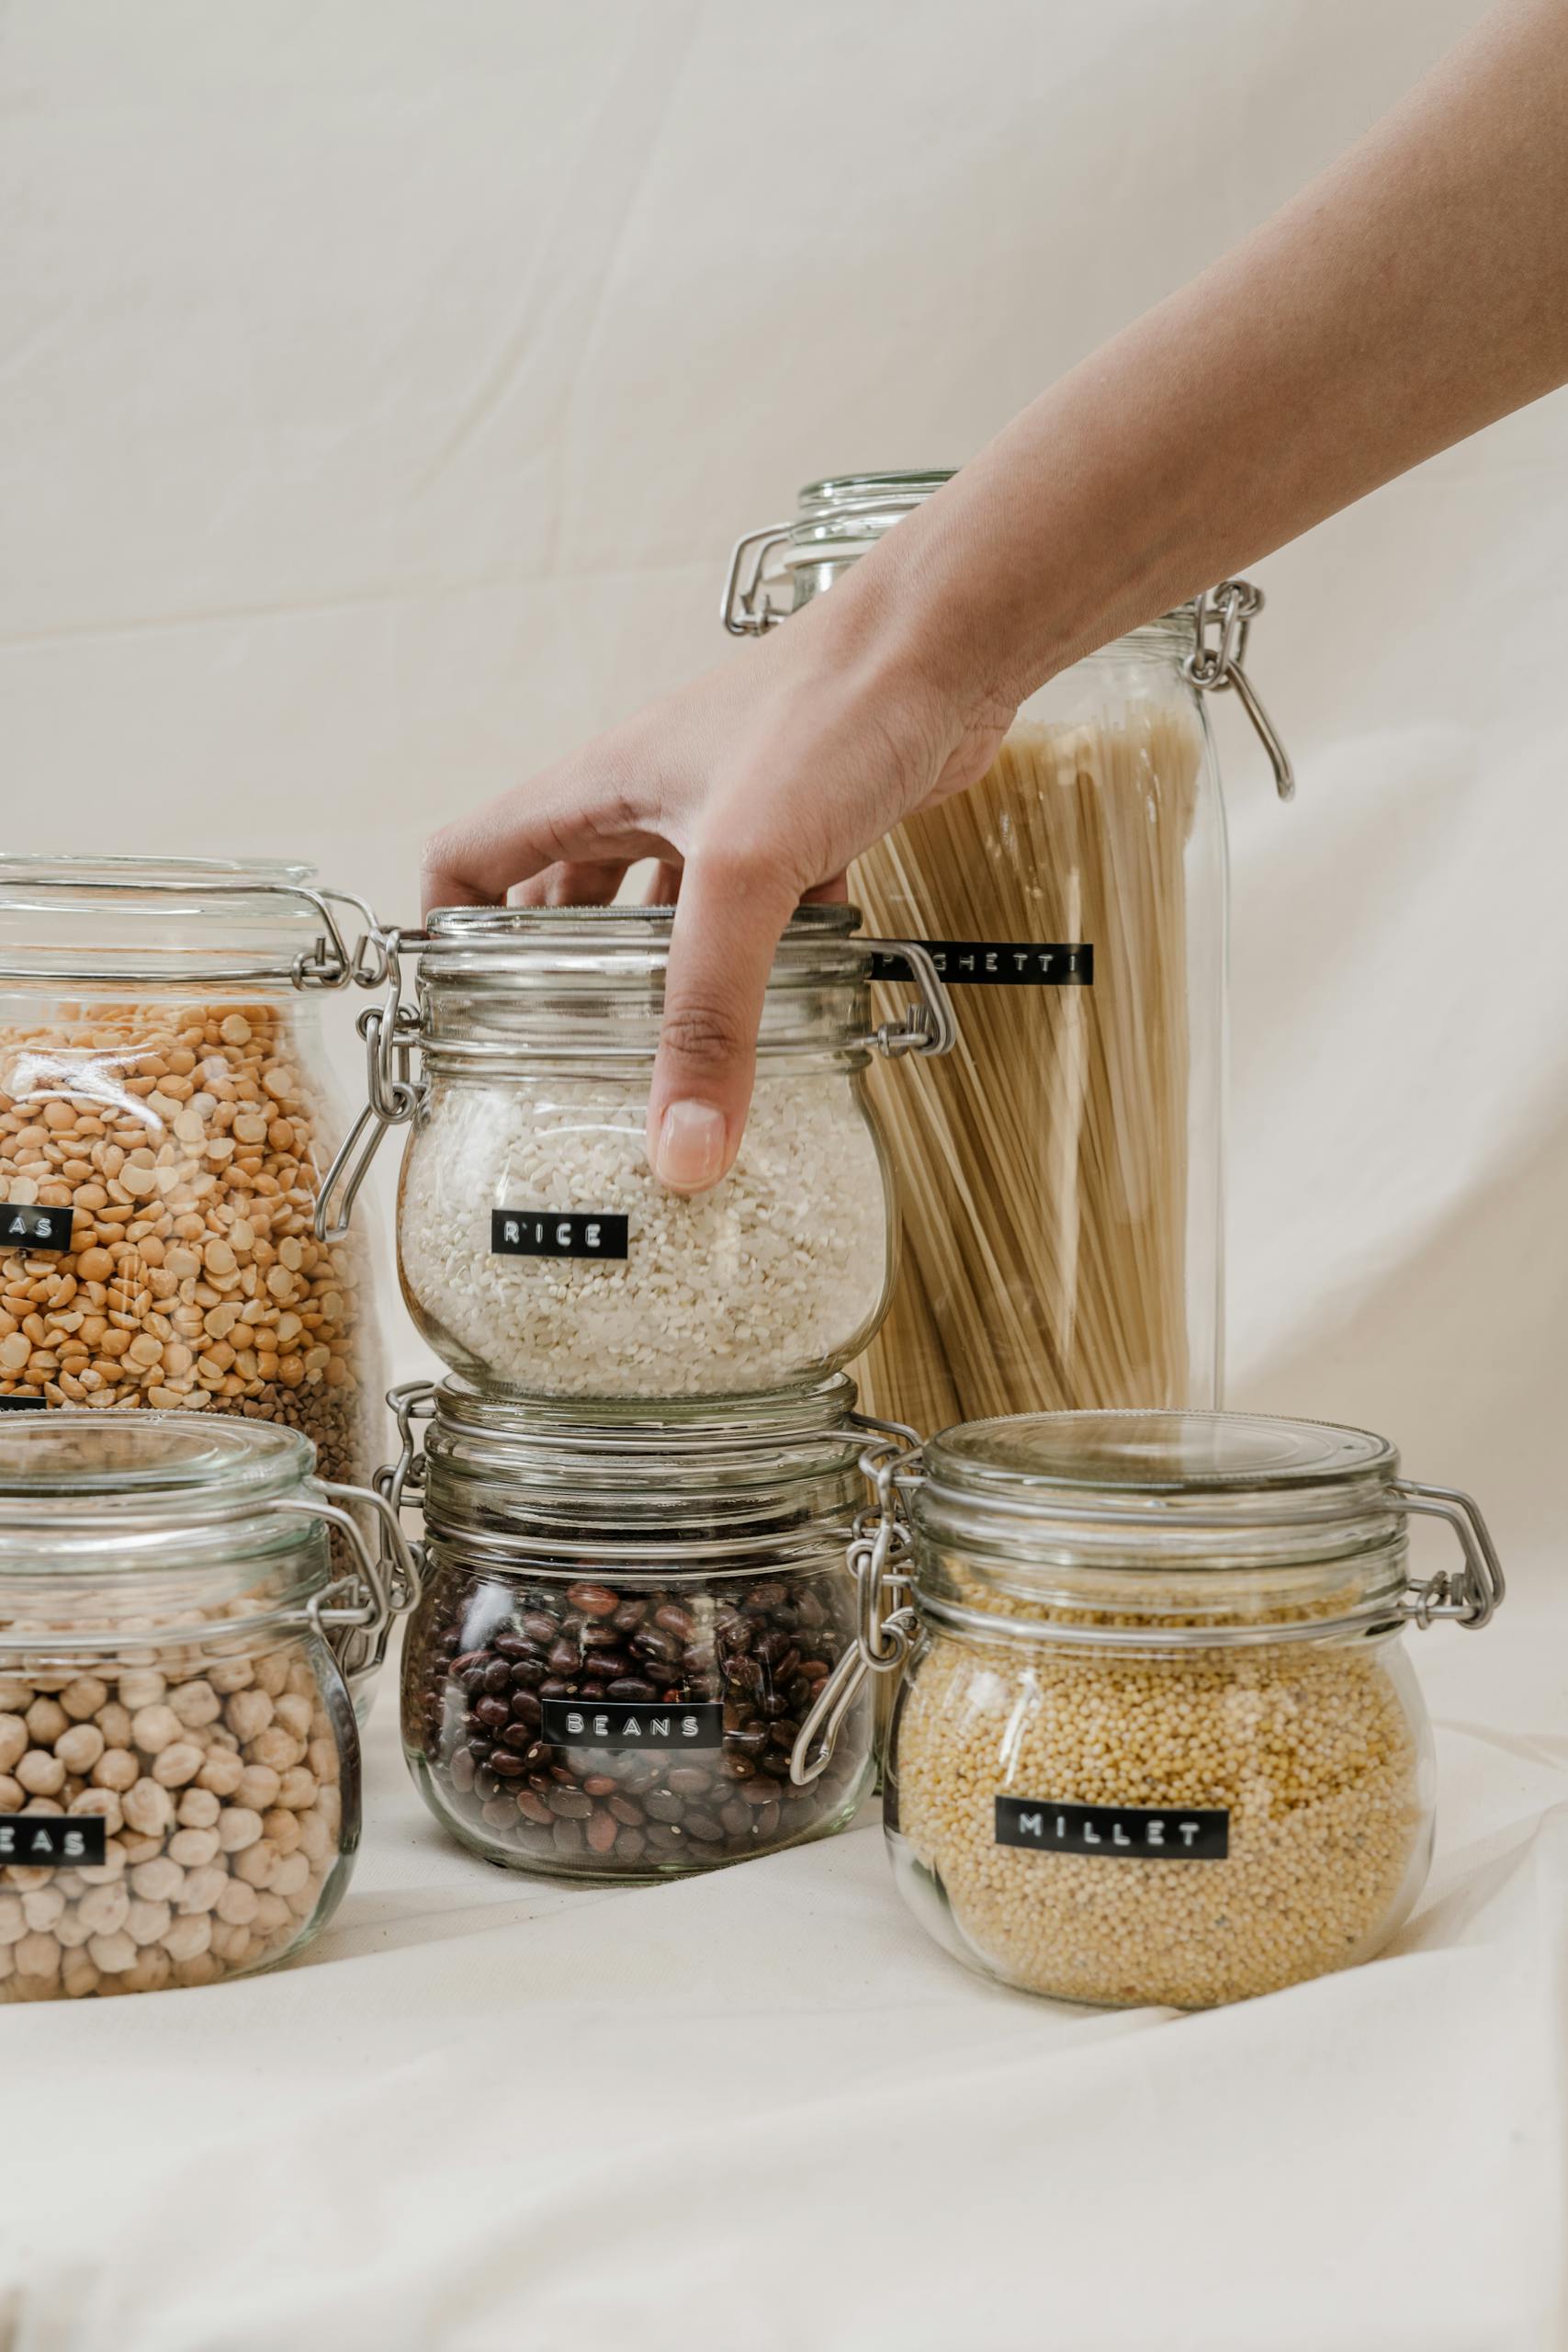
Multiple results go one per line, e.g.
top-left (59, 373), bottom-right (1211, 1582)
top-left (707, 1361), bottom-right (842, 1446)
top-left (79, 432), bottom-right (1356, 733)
top-left (542, 1699), bottom-right (725, 1750)
top-left (0, 1815), bottom-right (107, 1868)
top-left (0, 1396), bottom-right (46, 1413)
top-left (491, 1211), bottom-right (630, 1261)
top-left (870, 940), bottom-right (1092, 987)
top-left (0, 1203), bottom-right (74, 1255)
top-left (995, 1797), bottom-right (1229, 1860)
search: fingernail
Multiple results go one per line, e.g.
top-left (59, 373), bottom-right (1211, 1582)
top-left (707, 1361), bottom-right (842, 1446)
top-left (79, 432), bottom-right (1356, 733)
top-left (654, 1100), bottom-right (728, 1193)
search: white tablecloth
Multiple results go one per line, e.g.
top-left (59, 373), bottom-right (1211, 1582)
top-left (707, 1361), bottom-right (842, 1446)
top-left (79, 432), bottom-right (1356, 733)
top-left (4, 1600), bottom-right (1566, 2352)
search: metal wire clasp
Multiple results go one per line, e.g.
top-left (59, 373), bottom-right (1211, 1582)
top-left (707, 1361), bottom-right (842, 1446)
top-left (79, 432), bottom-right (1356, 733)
top-left (722, 524), bottom-right (793, 635)
top-left (790, 1431), bottom-right (923, 1786)
top-left (313, 934), bottom-right (423, 1243)
top-left (861, 938), bottom-right (958, 1059)
top-left (1184, 579), bottom-right (1295, 802)
top-left (1393, 1480), bottom-right (1506, 1630)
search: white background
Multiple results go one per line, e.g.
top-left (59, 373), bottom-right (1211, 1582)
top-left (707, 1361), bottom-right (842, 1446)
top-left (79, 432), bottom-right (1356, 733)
top-left (3, 5), bottom-right (1567, 2346)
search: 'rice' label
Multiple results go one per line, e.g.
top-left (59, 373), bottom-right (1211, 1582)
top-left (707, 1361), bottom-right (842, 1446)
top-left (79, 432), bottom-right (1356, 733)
top-left (0, 1203), bottom-right (73, 1255)
top-left (995, 1797), bottom-right (1229, 1860)
top-left (0, 1815), bottom-right (107, 1868)
top-left (0, 1396), bottom-right (47, 1413)
top-left (870, 940), bottom-right (1092, 987)
top-left (542, 1700), bottom-right (724, 1750)
top-left (491, 1212), bottom-right (629, 1261)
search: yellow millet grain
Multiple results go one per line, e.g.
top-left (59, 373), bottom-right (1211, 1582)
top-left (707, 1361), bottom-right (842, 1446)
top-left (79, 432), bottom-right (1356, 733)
top-left (893, 1631), bottom-right (1427, 2009)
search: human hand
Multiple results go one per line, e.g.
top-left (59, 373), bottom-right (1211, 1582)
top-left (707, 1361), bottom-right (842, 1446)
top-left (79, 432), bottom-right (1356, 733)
top-left (421, 573), bottom-right (1012, 1193)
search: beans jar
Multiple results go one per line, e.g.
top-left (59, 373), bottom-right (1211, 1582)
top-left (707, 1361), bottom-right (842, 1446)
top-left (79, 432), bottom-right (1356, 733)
top-left (0, 855), bottom-right (399, 1707)
top-left (390, 1374), bottom-right (886, 1878)
top-left (725, 478), bottom-right (1295, 1432)
top-left (0, 1408), bottom-right (411, 2000)
top-left (320, 906), bottom-right (954, 1397)
top-left (796, 1410), bottom-right (1504, 2010)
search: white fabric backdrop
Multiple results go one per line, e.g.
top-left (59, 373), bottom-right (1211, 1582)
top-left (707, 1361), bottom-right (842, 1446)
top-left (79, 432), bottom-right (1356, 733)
top-left (3, 3), bottom-right (1566, 2346)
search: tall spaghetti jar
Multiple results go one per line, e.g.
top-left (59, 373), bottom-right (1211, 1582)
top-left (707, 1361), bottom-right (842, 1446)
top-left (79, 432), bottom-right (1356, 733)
top-left (724, 473), bottom-right (1293, 1432)
top-left (0, 858), bottom-right (397, 1706)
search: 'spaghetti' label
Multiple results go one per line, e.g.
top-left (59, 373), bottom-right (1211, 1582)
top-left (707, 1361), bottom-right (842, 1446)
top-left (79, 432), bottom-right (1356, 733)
top-left (995, 1797), bottom-right (1229, 1860)
top-left (869, 940), bottom-right (1092, 987)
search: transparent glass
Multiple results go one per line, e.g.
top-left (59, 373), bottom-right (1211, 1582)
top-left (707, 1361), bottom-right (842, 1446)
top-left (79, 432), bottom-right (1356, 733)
top-left (393, 908), bottom-right (899, 1398)
top-left (886, 1623), bottom-right (1432, 2011)
top-left (0, 854), bottom-right (390, 1690)
top-left (0, 1412), bottom-right (360, 2001)
top-left (783, 476), bottom-right (1226, 1430)
top-left (883, 1409), bottom-right (1443, 2008)
top-left (397, 1377), bottom-right (874, 1878)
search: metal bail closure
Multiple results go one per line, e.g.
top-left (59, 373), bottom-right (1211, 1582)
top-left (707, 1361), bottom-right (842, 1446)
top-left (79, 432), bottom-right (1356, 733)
top-left (1183, 579), bottom-right (1295, 802)
top-left (862, 939), bottom-right (958, 1059)
top-left (722, 524), bottom-right (793, 636)
top-left (791, 1435), bottom-right (921, 1785)
top-left (1393, 1480), bottom-right (1506, 1631)
top-left (280, 1476), bottom-right (420, 1684)
top-left (314, 935), bottom-right (423, 1244)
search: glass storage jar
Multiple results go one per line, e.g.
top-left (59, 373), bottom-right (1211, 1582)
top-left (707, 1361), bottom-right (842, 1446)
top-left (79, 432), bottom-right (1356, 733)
top-left (323, 906), bottom-right (953, 1398)
top-left (725, 476), bottom-right (1295, 1432)
top-left (0, 856), bottom-right (398, 1697)
top-left (0, 1408), bottom-right (410, 2000)
top-left (795, 1410), bottom-right (1504, 2011)
top-left (389, 1374), bottom-right (885, 1879)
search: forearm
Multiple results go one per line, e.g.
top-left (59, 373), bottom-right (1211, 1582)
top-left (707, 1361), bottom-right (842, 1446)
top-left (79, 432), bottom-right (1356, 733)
top-left (844, 0), bottom-right (1568, 711)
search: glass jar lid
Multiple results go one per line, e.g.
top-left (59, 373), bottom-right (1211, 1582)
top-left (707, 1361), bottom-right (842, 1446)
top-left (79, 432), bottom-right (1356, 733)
top-left (908, 1410), bottom-right (1416, 1634)
top-left (0, 853), bottom-right (383, 989)
top-left (405, 903), bottom-right (952, 1066)
top-left (0, 1409), bottom-right (313, 1527)
top-left (393, 1374), bottom-right (872, 1570)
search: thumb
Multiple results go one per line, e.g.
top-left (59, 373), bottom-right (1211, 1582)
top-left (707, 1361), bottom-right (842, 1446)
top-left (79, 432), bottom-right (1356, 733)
top-left (648, 847), bottom-right (804, 1193)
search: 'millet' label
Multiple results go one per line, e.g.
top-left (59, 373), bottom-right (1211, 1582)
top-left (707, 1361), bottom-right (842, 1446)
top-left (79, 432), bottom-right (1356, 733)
top-left (869, 939), bottom-right (1093, 988)
top-left (995, 1797), bottom-right (1229, 1860)
top-left (491, 1212), bottom-right (629, 1261)
top-left (542, 1700), bottom-right (725, 1751)
top-left (0, 1203), bottom-right (74, 1255)
top-left (0, 1816), bottom-right (107, 1868)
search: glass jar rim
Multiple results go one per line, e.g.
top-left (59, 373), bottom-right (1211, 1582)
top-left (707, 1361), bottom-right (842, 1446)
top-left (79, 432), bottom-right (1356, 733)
top-left (419, 901), bottom-right (870, 982)
top-left (428, 1370), bottom-right (861, 1452)
top-left (0, 1409), bottom-right (313, 1533)
top-left (924, 1409), bottom-right (1398, 1509)
top-left (785, 473), bottom-right (1199, 628)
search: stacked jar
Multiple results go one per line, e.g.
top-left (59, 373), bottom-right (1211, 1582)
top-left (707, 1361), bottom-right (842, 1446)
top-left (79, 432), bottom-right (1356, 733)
top-left (0, 855), bottom-right (405, 1713)
top-left (326, 905), bottom-right (956, 1879)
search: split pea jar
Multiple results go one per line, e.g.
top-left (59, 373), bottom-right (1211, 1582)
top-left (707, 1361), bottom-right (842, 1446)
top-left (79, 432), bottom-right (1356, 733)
top-left (390, 1374), bottom-right (883, 1879)
top-left (0, 1408), bottom-right (411, 2000)
top-left (321, 906), bottom-right (954, 1398)
top-left (799, 1411), bottom-right (1504, 2010)
top-left (0, 856), bottom-right (398, 1702)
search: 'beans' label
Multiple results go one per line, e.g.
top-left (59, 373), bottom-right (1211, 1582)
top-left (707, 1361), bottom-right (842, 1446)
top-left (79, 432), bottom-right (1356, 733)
top-left (491, 1212), bottom-right (630, 1261)
top-left (0, 1396), bottom-right (47, 1413)
top-left (0, 1203), bottom-right (74, 1255)
top-left (0, 1816), bottom-right (107, 1868)
top-left (543, 1699), bottom-right (724, 1750)
top-left (869, 939), bottom-right (1093, 988)
top-left (995, 1797), bottom-right (1229, 1860)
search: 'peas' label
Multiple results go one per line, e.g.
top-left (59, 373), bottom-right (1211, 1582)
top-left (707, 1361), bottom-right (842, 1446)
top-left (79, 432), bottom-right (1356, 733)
top-left (491, 1212), bottom-right (629, 1261)
top-left (869, 940), bottom-right (1093, 987)
top-left (0, 1204), bottom-right (73, 1255)
top-left (995, 1797), bottom-right (1229, 1860)
top-left (543, 1699), bottom-right (724, 1750)
top-left (0, 1396), bottom-right (47, 1413)
top-left (0, 1816), bottom-right (107, 1868)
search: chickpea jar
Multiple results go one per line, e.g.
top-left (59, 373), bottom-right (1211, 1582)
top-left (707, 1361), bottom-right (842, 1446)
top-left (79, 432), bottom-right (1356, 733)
top-left (795, 1412), bottom-right (1505, 2010)
top-left (389, 1375), bottom-right (886, 1879)
top-left (0, 1408), bottom-right (411, 2000)
top-left (0, 855), bottom-right (399, 1707)
top-left (321, 908), bottom-right (954, 1398)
